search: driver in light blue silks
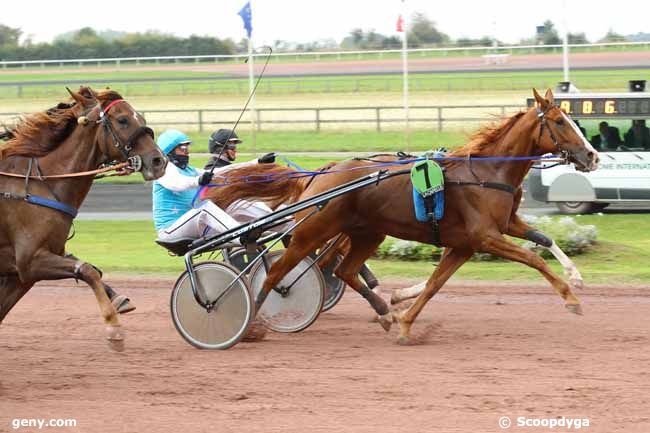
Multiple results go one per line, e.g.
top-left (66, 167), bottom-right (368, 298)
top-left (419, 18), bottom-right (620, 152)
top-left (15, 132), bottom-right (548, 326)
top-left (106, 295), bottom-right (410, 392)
top-left (153, 129), bottom-right (251, 242)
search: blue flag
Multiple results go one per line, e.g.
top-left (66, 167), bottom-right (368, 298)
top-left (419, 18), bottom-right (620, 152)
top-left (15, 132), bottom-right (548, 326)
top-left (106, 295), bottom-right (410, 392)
top-left (238, 2), bottom-right (252, 38)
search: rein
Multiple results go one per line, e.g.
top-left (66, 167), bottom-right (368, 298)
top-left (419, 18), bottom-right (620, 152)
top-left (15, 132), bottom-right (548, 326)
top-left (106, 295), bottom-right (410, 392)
top-left (211, 154), bottom-right (566, 188)
top-left (0, 161), bottom-right (130, 179)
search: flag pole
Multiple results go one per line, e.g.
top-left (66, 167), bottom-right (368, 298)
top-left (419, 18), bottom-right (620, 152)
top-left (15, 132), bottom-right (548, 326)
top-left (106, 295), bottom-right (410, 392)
top-left (401, 0), bottom-right (410, 151)
top-left (561, 0), bottom-right (570, 83)
top-left (248, 34), bottom-right (256, 152)
top-left (247, 1), bottom-right (257, 152)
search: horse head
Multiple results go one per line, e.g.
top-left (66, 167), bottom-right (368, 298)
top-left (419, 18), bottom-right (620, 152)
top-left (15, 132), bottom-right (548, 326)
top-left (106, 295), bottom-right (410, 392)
top-left (532, 88), bottom-right (599, 173)
top-left (67, 86), bottom-right (166, 180)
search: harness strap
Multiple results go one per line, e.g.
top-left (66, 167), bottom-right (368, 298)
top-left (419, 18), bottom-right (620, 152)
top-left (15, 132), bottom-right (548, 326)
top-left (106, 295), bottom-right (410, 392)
top-left (0, 192), bottom-right (78, 218)
top-left (304, 165), bottom-right (331, 190)
top-left (422, 195), bottom-right (441, 246)
top-left (25, 195), bottom-right (78, 218)
top-left (446, 180), bottom-right (516, 195)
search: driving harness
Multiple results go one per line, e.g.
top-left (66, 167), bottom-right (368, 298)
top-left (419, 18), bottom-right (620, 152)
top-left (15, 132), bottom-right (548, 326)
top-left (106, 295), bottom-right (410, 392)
top-left (0, 98), bottom-right (153, 219)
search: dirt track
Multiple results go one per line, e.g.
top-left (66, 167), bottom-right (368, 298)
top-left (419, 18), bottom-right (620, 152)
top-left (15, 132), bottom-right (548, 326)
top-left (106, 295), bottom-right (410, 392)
top-left (4, 51), bottom-right (649, 78)
top-left (1, 277), bottom-right (650, 433)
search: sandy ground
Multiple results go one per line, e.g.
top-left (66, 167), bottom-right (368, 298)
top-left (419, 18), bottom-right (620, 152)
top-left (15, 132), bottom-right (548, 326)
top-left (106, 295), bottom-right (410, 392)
top-left (1, 277), bottom-right (650, 433)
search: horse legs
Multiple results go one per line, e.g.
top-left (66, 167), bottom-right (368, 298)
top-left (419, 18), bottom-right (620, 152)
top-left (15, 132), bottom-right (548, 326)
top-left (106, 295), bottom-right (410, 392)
top-left (65, 253), bottom-right (136, 314)
top-left (255, 233), bottom-right (329, 312)
top-left (333, 233), bottom-right (391, 331)
top-left (391, 213), bottom-right (585, 305)
top-left (391, 248), bottom-right (452, 304)
top-left (0, 275), bottom-right (32, 324)
top-left (394, 248), bottom-right (474, 344)
top-left (16, 250), bottom-right (124, 351)
top-left (477, 234), bottom-right (582, 314)
top-left (319, 236), bottom-right (379, 289)
top-left (505, 213), bottom-right (583, 290)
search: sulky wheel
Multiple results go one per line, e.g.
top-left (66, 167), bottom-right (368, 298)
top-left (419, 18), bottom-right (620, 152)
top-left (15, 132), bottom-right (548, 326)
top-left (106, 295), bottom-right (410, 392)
top-left (248, 250), bottom-right (325, 333)
top-left (170, 261), bottom-right (253, 350)
top-left (316, 254), bottom-right (346, 312)
top-left (224, 247), bottom-right (262, 273)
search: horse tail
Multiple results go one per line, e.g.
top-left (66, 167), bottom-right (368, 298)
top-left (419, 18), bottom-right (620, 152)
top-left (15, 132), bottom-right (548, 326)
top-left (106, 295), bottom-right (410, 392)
top-left (204, 163), bottom-right (306, 210)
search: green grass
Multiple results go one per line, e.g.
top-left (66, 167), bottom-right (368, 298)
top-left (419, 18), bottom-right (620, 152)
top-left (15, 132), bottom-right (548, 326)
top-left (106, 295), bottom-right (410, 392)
top-left (67, 215), bottom-right (650, 284)
top-left (185, 130), bottom-right (466, 153)
top-left (2, 68), bottom-right (649, 99)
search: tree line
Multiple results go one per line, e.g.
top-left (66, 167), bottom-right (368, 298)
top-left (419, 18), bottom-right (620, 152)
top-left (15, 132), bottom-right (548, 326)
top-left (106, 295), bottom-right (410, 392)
top-left (0, 26), bottom-right (238, 61)
top-left (0, 14), bottom-right (641, 62)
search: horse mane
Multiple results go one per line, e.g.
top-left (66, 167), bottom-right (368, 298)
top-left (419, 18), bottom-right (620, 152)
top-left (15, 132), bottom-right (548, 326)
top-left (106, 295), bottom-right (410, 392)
top-left (205, 163), bottom-right (307, 210)
top-left (0, 87), bottom-right (123, 160)
top-left (449, 111), bottom-right (526, 158)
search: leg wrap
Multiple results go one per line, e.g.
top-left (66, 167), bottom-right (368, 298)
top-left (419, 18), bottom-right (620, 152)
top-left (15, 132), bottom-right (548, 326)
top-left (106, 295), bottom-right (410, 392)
top-left (359, 264), bottom-right (379, 289)
top-left (525, 230), bottom-right (553, 248)
top-left (73, 261), bottom-right (104, 281)
top-left (358, 285), bottom-right (389, 316)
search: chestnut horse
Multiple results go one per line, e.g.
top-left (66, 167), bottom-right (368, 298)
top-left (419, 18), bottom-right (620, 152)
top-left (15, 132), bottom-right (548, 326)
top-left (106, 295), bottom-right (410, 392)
top-left (206, 89), bottom-right (599, 344)
top-left (0, 87), bottom-right (166, 350)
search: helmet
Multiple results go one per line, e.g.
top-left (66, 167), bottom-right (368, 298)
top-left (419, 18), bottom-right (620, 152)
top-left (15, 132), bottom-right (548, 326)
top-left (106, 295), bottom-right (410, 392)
top-left (208, 129), bottom-right (241, 154)
top-left (157, 129), bottom-right (191, 155)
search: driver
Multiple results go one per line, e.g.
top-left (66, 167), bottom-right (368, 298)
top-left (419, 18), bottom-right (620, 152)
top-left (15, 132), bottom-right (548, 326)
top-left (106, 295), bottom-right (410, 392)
top-left (153, 129), bottom-right (243, 243)
top-left (203, 128), bottom-right (280, 226)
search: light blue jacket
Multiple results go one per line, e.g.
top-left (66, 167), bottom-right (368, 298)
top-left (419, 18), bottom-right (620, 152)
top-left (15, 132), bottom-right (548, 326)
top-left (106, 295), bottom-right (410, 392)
top-left (152, 164), bottom-right (200, 231)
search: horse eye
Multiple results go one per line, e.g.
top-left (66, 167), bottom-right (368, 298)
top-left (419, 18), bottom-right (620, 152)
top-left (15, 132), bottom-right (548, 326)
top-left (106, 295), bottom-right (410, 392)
top-left (117, 117), bottom-right (129, 126)
top-left (555, 118), bottom-right (564, 126)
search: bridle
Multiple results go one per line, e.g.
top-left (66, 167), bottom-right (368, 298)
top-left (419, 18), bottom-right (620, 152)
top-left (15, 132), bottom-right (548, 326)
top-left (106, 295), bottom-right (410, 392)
top-left (536, 104), bottom-right (569, 163)
top-left (84, 98), bottom-right (154, 172)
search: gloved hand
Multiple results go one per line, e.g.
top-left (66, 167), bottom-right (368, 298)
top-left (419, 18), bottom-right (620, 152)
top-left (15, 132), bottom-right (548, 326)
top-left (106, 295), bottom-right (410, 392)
top-left (198, 171), bottom-right (213, 186)
top-left (258, 152), bottom-right (276, 164)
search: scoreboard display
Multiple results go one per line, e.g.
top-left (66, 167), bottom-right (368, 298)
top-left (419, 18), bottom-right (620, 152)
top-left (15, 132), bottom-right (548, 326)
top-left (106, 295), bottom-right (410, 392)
top-left (526, 94), bottom-right (650, 118)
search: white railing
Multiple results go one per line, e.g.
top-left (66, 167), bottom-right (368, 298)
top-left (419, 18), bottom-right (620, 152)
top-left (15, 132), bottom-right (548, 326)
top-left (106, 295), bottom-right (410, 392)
top-left (1, 41), bottom-right (648, 68)
top-left (0, 104), bottom-right (524, 133)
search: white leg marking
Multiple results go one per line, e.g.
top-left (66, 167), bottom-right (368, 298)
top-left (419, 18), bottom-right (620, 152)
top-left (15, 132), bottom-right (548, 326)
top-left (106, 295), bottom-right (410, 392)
top-left (546, 241), bottom-right (583, 289)
top-left (392, 281), bottom-right (426, 304)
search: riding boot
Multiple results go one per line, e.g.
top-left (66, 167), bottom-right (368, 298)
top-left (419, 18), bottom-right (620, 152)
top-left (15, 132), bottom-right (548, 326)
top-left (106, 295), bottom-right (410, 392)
top-left (359, 263), bottom-right (379, 289)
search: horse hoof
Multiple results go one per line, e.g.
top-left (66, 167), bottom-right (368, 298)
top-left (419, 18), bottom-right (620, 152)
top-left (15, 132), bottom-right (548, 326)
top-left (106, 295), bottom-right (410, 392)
top-left (570, 278), bottom-right (584, 291)
top-left (397, 336), bottom-right (410, 346)
top-left (112, 295), bottom-right (136, 315)
top-left (390, 292), bottom-right (402, 305)
top-left (241, 320), bottom-right (268, 342)
top-left (377, 313), bottom-right (392, 332)
top-left (108, 339), bottom-right (125, 352)
top-left (565, 304), bottom-right (584, 315)
top-left (106, 324), bottom-right (124, 339)
top-left (106, 325), bottom-right (125, 351)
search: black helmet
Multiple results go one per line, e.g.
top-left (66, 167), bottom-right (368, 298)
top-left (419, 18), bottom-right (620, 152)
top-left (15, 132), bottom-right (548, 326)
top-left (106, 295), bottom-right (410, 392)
top-left (208, 129), bottom-right (242, 154)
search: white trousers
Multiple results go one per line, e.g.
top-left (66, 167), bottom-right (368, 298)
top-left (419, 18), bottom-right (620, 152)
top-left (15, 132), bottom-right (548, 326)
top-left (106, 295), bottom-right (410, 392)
top-left (227, 200), bottom-right (293, 232)
top-left (157, 201), bottom-right (240, 242)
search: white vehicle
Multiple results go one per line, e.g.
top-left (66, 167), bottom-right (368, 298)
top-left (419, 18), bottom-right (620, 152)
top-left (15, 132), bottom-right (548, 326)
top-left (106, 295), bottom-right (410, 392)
top-left (527, 90), bottom-right (650, 214)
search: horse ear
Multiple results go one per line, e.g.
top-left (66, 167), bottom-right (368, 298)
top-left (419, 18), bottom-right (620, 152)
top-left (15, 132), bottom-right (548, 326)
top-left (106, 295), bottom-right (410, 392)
top-left (544, 88), bottom-right (555, 105)
top-left (66, 86), bottom-right (95, 108)
top-left (532, 88), bottom-right (547, 108)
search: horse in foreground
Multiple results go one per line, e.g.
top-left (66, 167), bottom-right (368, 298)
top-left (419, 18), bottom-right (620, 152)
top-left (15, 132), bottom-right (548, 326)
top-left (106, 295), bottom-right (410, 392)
top-left (0, 87), bottom-right (166, 350)
top-left (206, 89), bottom-right (599, 344)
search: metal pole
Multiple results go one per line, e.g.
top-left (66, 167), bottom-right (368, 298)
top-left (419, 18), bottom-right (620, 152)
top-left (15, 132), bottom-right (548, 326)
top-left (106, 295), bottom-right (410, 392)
top-left (562, 0), bottom-right (570, 82)
top-left (401, 0), bottom-right (410, 151)
top-left (248, 35), bottom-right (257, 151)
